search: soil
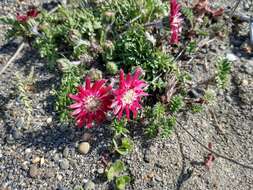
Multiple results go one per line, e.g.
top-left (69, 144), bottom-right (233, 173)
top-left (0, 1), bottom-right (252, 190)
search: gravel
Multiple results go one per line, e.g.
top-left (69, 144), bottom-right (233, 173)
top-left (0, 1), bottom-right (252, 190)
top-left (29, 165), bottom-right (40, 178)
top-left (59, 159), bottom-right (70, 170)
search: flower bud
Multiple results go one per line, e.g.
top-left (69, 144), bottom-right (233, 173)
top-left (80, 54), bottom-right (94, 67)
top-left (106, 61), bottom-right (118, 75)
top-left (56, 58), bottom-right (73, 72)
top-left (88, 68), bottom-right (103, 81)
top-left (68, 29), bottom-right (81, 45)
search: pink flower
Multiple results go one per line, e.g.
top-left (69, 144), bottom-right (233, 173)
top-left (69, 78), bottom-right (113, 128)
top-left (27, 8), bottom-right (40, 18)
top-left (16, 13), bottom-right (29, 22)
top-left (169, 0), bottom-right (183, 45)
top-left (16, 8), bottom-right (39, 23)
top-left (112, 68), bottom-right (148, 120)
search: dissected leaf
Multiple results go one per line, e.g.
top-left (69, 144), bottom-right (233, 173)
top-left (116, 138), bottom-right (134, 155)
top-left (107, 160), bottom-right (125, 181)
top-left (116, 175), bottom-right (131, 190)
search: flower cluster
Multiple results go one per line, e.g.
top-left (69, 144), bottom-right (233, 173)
top-left (169, 0), bottom-right (183, 45)
top-left (69, 68), bottom-right (148, 128)
top-left (16, 8), bottom-right (39, 22)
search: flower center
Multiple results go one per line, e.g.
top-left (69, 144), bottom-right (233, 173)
top-left (84, 96), bottom-right (101, 112)
top-left (122, 89), bottom-right (136, 104)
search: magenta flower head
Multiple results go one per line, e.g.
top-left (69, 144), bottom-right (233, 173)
top-left (69, 78), bottom-right (113, 128)
top-left (112, 68), bottom-right (148, 120)
top-left (16, 8), bottom-right (39, 22)
top-left (16, 13), bottom-right (29, 22)
top-left (169, 0), bottom-right (183, 45)
top-left (26, 8), bottom-right (40, 18)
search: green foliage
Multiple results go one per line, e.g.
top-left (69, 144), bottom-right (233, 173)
top-left (111, 119), bottom-right (129, 137)
top-left (34, 6), bottom-right (102, 64)
top-left (203, 89), bottom-right (216, 104)
top-left (106, 160), bottom-right (131, 190)
top-left (113, 137), bottom-right (134, 156)
top-left (99, 0), bottom-right (167, 32)
top-left (191, 104), bottom-right (204, 113)
top-left (170, 95), bottom-right (184, 113)
top-left (114, 26), bottom-right (175, 91)
top-left (55, 67), bottom-right (83, 123)
top-left (144, 102), bottom-right (175, 138)
top-left (161, 116), bottom-right (176, 138)
top-left (115, 175), bottom-right (131, 190)
top-left (107, 160), bottom-right (125, 181)
top-left (186, 40), bottom-right (197, 54)
top-left (0, 16), bottom-right (37, 39)
top-left (215, 58), bottom-right (231, 89)
top-left (181, 6), bottom-right (194, 26)
top-left (15, 70), bottom-right (35, 125)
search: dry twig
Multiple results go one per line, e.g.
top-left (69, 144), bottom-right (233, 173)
top-left (176, 120), bottom-right (253, 170)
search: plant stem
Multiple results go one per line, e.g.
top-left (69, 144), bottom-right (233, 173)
top-left (0, 42), bottom-right (25, 76)
top-left (176, 120), bottom-right (253, 170)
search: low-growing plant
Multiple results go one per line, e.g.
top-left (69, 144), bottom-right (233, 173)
top-left (99, 0), bottom-right (168, 32)
top-left (114, 26), bottom-right (175, 91)
top-left (144, 102), bottom-right (175, 138)
top-left (111, 119), bottom-right (129, 137)
top-left (106, 160), bottom-right (131, 190)
top-left (191, 104), bottom-right (204, 113)
top-left (55, 67), bottom-right (83, 123)
top-left (215, 58), bottom-right (231, 89)
top-left (35, 6), bottom-right (102, 64)
top-left (170, 95), bottom-right (184, 113)
top-left (0, 8), bottom-right (39, 40)
top-left (181, 6), bottom-right (194, 26)
top-left (115, 175), bottom-right (131, 190)
top-left (113, 137), bottom-right (134, 156)
top-left (107, 160), bottom-right (125, 181)
top-left (15, 71), bottom-right (34, 126)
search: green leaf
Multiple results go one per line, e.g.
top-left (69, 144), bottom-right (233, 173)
top-left (116, 138), bottom-right (134, 156)
top-left (116, 175), bottom-right (131, 190)
top-left (216, 58), bottom-right (231, 89)
top-left (107, 160), bottom-right (125, 181)
top-left (170, 95), bottom-right (184, 113)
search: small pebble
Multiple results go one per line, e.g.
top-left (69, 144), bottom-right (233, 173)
top-left (44, 169), bottom-right (55, 178)
top-left (12, 129), bottom-right (22, 140)
top-left (225, 96), bottom-right (233, 103)
top-left (97, 168), bottom-right (104, 174)
top-left (32, 157), bottom-right (40, 164)
top-left (40, 157), bottom-right (45, 166)
top-left (53, 153), bottom-right (61, 162)
top-left (78, 142), bottom-right (90, 154)
top-left (63, 147), bottom-right (70, 158)
top-left (57, 174), bottom-right (63, 181)
top-left (84, 180), bottom-right (95, 190)
top-left (46, 117), bottom-right (53, 124)
top-left (59, 159), bottom-right (70, 170)
top-left (25, 148), bottom-right (32, 154)
top-left (29, 165), bottom-right (39, 178)
top-left (155, 175), bottom-right (162, 182)
top-left (226, 53), bottom-right (238, 62)
top-left (241, 79), bottom-right (249, 86)
top-left (56, 184), bottom-right (67, 190)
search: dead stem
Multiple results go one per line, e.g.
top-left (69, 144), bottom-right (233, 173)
top-left (0, 42), bottom-right (25, 76)
top-left (176, 120), bottom-right (253, 170)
